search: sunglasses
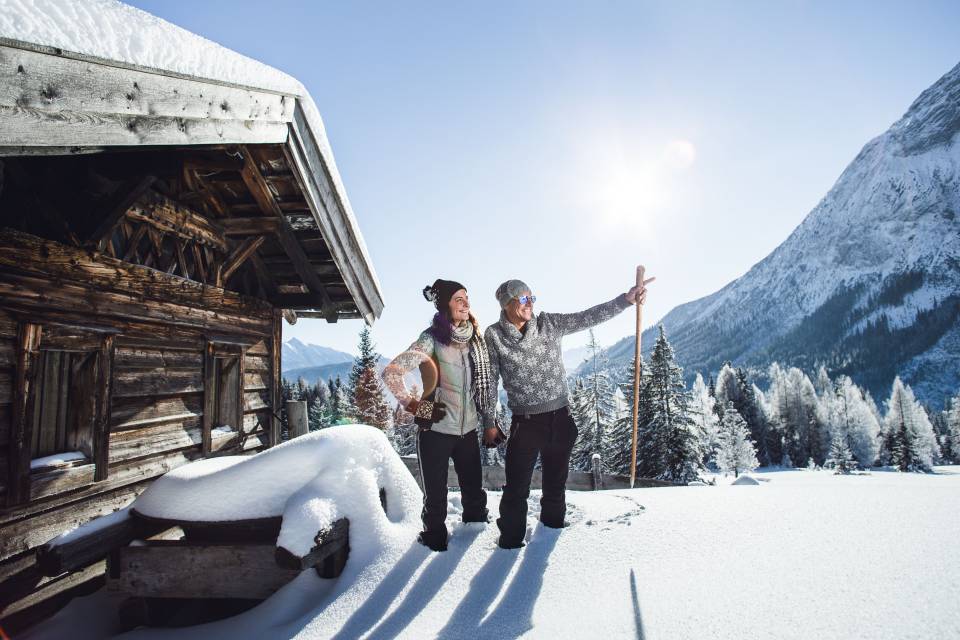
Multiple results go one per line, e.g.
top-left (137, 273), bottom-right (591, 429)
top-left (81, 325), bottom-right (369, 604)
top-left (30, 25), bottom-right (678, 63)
top-left (517, 295), bottom-right (537, 305)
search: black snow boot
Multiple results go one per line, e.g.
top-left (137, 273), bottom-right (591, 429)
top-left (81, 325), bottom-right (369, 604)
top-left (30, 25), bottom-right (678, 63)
top-left (417, 530), bottom-right (447, 552)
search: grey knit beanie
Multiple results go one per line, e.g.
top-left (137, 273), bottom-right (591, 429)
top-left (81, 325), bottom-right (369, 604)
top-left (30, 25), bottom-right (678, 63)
top-left (495, 279), bottom-right (531, 308)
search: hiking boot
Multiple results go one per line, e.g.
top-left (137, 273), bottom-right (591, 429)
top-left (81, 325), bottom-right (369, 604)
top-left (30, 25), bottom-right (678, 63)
top-left (497, 536), bottom-right (525, 550)
top-left (540, 519), bottom-right (571, 529)
top-left (417, 531), bottom-right (447, 552)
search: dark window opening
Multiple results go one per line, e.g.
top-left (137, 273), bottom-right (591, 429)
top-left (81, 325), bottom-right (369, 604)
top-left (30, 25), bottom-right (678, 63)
top-left (214, 354), bottom-right (242, 431)
top-left (30, 350), bottom-right (97, 465)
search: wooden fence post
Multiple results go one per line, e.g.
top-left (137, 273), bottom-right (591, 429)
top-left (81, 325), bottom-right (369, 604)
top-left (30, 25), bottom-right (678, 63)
top-left (286, 400), bottom-right (308, 439)
top-left (591, 453), bottom-right (604, 490)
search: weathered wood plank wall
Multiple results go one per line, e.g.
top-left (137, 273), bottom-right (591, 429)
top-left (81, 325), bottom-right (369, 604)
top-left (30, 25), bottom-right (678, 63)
top-left (0, 231), bottom-right (280, 623)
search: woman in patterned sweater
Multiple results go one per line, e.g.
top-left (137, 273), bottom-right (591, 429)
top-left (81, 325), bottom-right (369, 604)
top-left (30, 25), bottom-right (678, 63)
top-left (382, 279), bottom-right (502, 551)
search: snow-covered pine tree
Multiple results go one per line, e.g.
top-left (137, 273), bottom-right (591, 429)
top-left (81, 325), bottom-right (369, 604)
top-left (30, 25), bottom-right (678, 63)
top-left (829, 376), bottom-right (880, 467)
top-left (327, 376), bottom-right (352, 425)
top-left (715, 400), bottom-right (759, 478)
top-left (764, 364), bottom-right (825, 467)
top-left (944, 391), bottom-right (960, 464)
top-left (690, 373), bottom-right (720, 468)
top-left (354, 367), bottom-right (392, 429)
top-left (881, 377), bottom-right (940, 472)
top-left (825, 434), bottom-right (857, 474)
top-left (622, 326), bottom-right (701, 483)
top-left (569, 378), bottom-right (597, 472)
top-left (348, 327), bottom-right (381, 421)
top-left (570, 331), bottom-right (617, 473)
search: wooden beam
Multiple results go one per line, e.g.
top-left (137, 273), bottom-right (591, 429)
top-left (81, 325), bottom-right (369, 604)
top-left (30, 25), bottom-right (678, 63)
top-left (125, 192), bottom-right (228, 253)
top-left (239, 146), bottom-right (337, 321)
top-left (218, 236), bottom-right (265, 287)
top-left (36, 513), bottom-right (172, 577)
top-left (294, 310), bottom-right (362, 320)
top-left (270, 310), bottom-right (282, 447)
top-left (86, 175), bottom-right (157, 251)
top-left (269, 294), bottom-right (355, 310)
top-left (0, 104), bottom-right (290, 148)
top-left (220, 217), bottom-right (280, 237)
top-left (201, 340), bottom-right (215, 456)
top-left (107, 543), bottom-right (300, 599)
top-left (7, 323), bottom-right (42, 507)
top-left (93, 335), bottom-right (115, 481)
top-left (275, 518), bottom-right (349, 571)
top-left (0, 230), bottom-right (274, 329)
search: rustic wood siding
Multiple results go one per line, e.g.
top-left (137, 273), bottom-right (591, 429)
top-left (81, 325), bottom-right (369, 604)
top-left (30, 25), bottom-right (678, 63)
top-left (0, 233), bottom-right (278, 624)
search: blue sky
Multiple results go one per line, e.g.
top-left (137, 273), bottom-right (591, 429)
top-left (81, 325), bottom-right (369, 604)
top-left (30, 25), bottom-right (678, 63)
top-left (130, 0), bottom-right (960, 361)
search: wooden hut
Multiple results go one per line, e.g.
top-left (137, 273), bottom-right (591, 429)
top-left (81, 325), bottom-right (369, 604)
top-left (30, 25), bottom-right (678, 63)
top-left (0, 18), bottom-right (383, 630)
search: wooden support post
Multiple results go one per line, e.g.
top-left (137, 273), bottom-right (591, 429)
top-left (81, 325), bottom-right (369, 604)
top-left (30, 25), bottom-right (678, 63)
top-left (93, 335), bottom-right (115, 481)
top-left (8, 323), bottom-right (42, 506)
top-left (269, 310), bottom-right (282, 448)
top-left (202, 341), bottom-right (216, 456)
top-left (591, 454), bottom-right (604, 490)
top-left (286, 400), bottom-right (308, 439)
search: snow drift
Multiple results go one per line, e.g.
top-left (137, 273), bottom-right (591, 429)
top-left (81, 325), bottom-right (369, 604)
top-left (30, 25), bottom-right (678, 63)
top-left (133, 425), bottom-right (421, 557)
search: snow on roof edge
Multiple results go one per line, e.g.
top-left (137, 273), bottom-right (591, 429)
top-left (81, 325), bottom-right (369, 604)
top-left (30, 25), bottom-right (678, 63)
top-left (1, 0), bottom-right (384, 312)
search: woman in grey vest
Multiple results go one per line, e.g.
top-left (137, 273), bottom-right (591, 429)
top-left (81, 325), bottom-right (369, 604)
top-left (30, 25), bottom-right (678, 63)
top-left (382, 279), bottom-right (502, 551)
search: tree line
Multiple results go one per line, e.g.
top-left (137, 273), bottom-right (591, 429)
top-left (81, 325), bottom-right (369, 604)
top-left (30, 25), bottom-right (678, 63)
top-left (568, 326), bottom-right (960, 483)
top-left (283, 326), bottom-right (960, 483)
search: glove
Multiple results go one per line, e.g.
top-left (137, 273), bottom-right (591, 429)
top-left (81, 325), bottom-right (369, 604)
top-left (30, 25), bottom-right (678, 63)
top-left (413, 400), bottom-right (447, 430)
top-left (483, 424), bottom-right (507, 448)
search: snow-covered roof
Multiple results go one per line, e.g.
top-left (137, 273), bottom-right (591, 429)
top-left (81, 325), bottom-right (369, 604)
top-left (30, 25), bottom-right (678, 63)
top-left (0, 0), bottom-right (302, 94)
top-left (0, 0), bottom-right (384, 322)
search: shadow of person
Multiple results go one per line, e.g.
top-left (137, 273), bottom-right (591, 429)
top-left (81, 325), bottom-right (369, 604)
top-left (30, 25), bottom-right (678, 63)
top-left (329, 543), bottom-right (432, 640)
top-left (630, 568), bottom-right (646, 640)
top-left (458, 523), bottom-right (561, 638)
top-left (435, 540), bottom-right (521, 637)
top-left (364, 525), bottom-right (485, 640)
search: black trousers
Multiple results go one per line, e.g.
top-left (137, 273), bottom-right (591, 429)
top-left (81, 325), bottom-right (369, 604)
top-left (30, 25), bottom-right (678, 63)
top-left (497, 406), bottom-right (578, 546)
top-left (416, 429), bottom-right (488, 543)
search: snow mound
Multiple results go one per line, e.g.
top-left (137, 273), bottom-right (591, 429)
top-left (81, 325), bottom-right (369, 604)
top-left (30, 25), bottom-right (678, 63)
top-left (731, 475), bottom-right (760, 485)
top-left (133, 425), bottom-right (422, 557)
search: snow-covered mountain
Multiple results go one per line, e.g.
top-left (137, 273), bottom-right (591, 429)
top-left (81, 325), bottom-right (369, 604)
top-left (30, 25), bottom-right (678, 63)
top-left (281, 338), bottom-right (354, 373)
top-left (602, 62), bottom-right (960, 408)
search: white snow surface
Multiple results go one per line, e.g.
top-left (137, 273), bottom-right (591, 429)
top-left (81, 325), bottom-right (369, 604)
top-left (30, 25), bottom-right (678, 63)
top-left (729, 474), bottom-right (760, 485)
top-left (133, 425), bottom-right (421, 557)
top-left (30, 450), bottom-right (86, 469)
top-left (26, 466), bottom-right (960, 640)
top-left (50, 506), bottom-right (130, 547)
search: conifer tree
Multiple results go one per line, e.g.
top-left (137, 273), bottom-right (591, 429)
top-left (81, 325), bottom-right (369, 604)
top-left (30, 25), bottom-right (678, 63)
top-left (945, 392), bottom-right (960, 464)
top-left (881, 377), bottom-right (939, 471)
top-left (715, 400), bottom-right (759, 478)
top-left (825, 434), bottom-right (857, 474)
top-left (618, 326), bottom-right (701, 483)
top-left (690, 373), bottom-right (720, 468)
top-left (828, 376), bottom-right (880, 467)
top-left (355, 368), bottom-right (392, 429)
top-left (569, 332), bottom-right (617, 472)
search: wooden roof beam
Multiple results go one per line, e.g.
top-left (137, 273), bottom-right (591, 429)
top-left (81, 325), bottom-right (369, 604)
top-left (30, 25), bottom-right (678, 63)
top-left (217, 235), bottom-right (266, 287)
top-left (239, 146), bottom-right (337, 322)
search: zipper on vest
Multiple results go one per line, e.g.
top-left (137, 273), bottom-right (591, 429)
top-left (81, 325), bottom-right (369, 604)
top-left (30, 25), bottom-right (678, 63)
top-left (460, 348), bottom-right (467, 436)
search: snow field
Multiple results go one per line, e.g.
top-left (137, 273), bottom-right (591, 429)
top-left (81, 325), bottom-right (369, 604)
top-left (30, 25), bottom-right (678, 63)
top-left (24, 459), bottom-right (960, 639)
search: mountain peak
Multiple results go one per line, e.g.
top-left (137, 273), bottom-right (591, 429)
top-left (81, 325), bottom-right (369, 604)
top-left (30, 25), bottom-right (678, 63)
top-left (889, 60), bottom-right (960, 154)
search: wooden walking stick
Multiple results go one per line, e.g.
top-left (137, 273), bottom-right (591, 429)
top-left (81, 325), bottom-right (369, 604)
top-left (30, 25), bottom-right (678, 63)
top-left (630, 265), bottom-right (645, 489)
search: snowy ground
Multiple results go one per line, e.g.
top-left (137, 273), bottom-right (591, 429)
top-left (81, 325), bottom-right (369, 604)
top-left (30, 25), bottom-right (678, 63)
top-left (25, 466), bottom-right (960, 640)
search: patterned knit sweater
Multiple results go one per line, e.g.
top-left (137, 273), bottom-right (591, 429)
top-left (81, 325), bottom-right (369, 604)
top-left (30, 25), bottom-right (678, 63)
top-left (484, 294), bottom-right (632, 417)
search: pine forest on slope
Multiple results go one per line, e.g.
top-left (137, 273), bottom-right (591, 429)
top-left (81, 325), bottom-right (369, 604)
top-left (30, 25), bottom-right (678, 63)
top-left (594, 61), bottom-right (960, 408)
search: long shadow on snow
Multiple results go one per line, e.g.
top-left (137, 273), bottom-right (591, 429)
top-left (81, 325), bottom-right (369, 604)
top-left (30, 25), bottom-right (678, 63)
top-left (329, 543), bottom-right (432, 640)
top-left (630, 568), bottom-right (647, 640)
top-left (441, 524), bottom-right (560, 639)
top-left (363, 526), bottom-right (484, 640)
